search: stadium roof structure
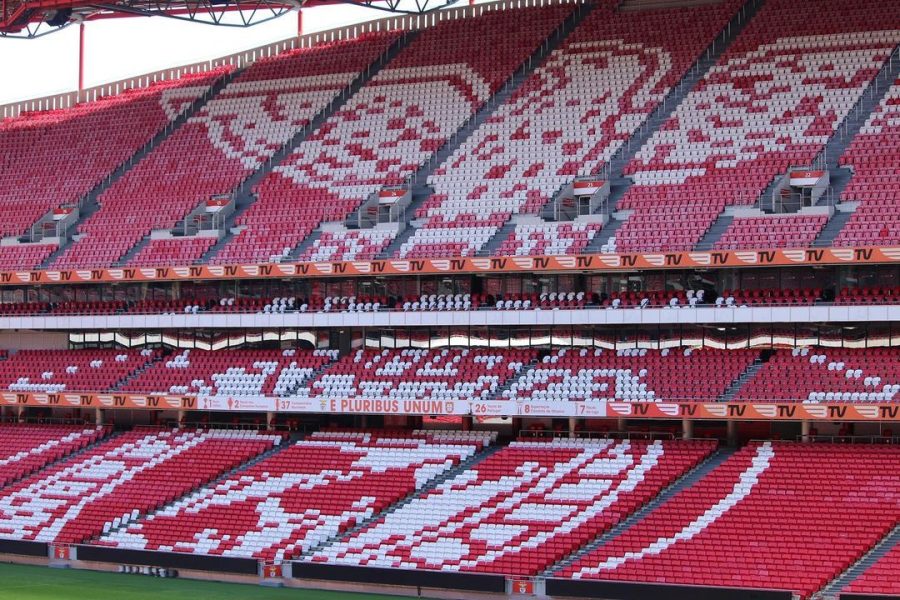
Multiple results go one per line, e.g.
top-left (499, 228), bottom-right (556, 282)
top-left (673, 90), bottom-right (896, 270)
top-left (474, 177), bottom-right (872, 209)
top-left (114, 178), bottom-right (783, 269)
top-left (0, 0), bottom-right (462, 37)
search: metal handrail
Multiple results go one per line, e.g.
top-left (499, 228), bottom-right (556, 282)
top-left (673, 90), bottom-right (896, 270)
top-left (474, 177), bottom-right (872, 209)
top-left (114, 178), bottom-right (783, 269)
top-left (519, 429), bottom-right (678, 440)
top-left (1, 297), bottom-right (897, 317)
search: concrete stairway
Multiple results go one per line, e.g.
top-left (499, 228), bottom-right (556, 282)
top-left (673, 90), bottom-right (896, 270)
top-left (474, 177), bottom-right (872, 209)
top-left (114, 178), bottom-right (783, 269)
top-left (583, 207), bottom-right (626, 253)
top-left (285, 229), bottom-right (324, 262)
top-left (716, 355), bottom-right (767, 403)
top-left (694, 213), bottom-right (734, 250)
top-left (110, 353), bottom-right (167, 392)
top-left (545, 446), bottom-right (737, 577)
top-left (484, 357), bottom-right (540, 401)
top-left (37, 69), bottom-right (244, 269)
top-left (476, 221), bottom-right (518, 257)
top-left (113, 235), bottom-right (153, 267)
top-left (813, 204), bottom-right (855, 247)
top-left (379, 217), bottom-right (425, 259)
top-left (812, 524), bottom-right (900, 600)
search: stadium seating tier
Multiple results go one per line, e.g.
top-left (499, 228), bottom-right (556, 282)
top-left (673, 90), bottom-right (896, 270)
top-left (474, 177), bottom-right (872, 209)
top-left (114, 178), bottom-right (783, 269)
top-left (98, 430), bottom-right (494, 561)
top-left (561, 443), bottom-right (900, 599)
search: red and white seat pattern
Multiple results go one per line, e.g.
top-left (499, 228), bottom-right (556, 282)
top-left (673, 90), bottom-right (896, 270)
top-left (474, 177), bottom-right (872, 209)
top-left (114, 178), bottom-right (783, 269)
top-left (836, 285), bottom-right (900, 305)
top-left (0, 243), bottom-right (56, 270)
top-left (602, 289), bottom-right (706, 308)
top-left (501, 348), bottom-right (756, 403)
top-left (496, 221), bottom-right (604, 256)
top-left (733, 347), bottom-right (899, 403)
top-left (299, 227), bottom-right (397, 262)
top-left (312, 438), bottom-right (716, 575)
top-left (0, 428), bottom-right (281, 544)
top-left (714, 287), bottom-right (820, 307)
top-left (562, 443), bottom-right (900, 599)
top-left (713, 214), bottom-right (828, 250)
top-left (230, 5), bottom-right (573, 266)
top-left (844, 543), bottom-right (900, 596)
top-left (118, 348), bottom-right (336, 398)
top-left (0, 349), bottom-right (156, 393)
top-left (51, 34), bottom-right (396, 270)
top-left (399, 1), bottom-right (739, 259)
top-left (0, 424), bottom-right (108, 487)
top-left (615, 0), bottom-right (900, 252)
top-left (292, 348), bottom-right (535, 404)
top-left (835, 78), bottom-right (900, 247)
top-left (127, 237), bottom-right (217, 268)
top-left (0, 71), bottom-right (224, 249)
top-left (97, 430), bottom-right (493, 561)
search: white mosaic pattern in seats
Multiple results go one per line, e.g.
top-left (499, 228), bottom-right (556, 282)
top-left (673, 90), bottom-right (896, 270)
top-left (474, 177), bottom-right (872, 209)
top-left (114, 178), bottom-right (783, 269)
top-left (305, 228), bottom-right (396, 262)
top-left (631, 31), bottom-right (900, 185)
top-left (100, 434), bottom-right (487, 561)
top-left (290, 349), bottom-right (524, 402)
top-left (0, 429), bottom-right (98, 469)
top-left (572, 443), bottom-right (774, 577)
top-left (502, 349), bottom-right (660, 402)
top-left (398, 40), bottom-right (672, 257)
top-left (857, 82), bottom-right (900, 135)
top-left (192, 73), bottom-right (356, 169)
top-left (506, 222), bottom-right (603, 256)
top-left (433, 40), bottom-right (671, 216)
top-left (313, 440), bottom-right (662, 571)
top-left (0, 431), bottom-right (218, 542)
top-left (274, 64), bottom-right (489, 200)
top-left (795, 349), bottom-right (899, 403)
top-left (160, 86), bottom-right (219, 121)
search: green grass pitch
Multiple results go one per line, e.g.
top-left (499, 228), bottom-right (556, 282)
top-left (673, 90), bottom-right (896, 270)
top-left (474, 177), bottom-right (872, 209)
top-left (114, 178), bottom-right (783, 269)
top-left (0, 563), bottom-right (401, 600)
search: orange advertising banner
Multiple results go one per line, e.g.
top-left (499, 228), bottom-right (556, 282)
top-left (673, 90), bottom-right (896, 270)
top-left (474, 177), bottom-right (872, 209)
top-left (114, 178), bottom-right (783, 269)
top-left (4, 391), bottom-right (900, 421)
top-left (0, 246), bottom-right (896, 287)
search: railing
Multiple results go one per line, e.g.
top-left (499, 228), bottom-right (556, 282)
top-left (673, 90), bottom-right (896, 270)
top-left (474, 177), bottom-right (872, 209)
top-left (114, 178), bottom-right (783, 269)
top-left (810, 44), bottom-right (900, 171)
top-left (0, 416), bottom-right (94, 425)
top-left (519, 429), bottom-right (678, 440)
top-left (165, 420), bottom-right (273, 430)
top-left (795, 435), bottom-right (900, 444)
top-left (2, 297), bottom-right (897, 318)
top-left (0, 0), bottom-right (585, 120)
top-left (11, 387), bottom-right (896, 408)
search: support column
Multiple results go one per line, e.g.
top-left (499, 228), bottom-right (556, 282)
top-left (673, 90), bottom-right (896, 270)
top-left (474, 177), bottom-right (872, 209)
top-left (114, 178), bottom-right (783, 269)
top-left (177, 410), bottom-right (185, 426)
top-left (297, 8), bottom-right (303, 37)
top-left (94, 408), bottom-right (103, 426)
top-left (461, 416), bottom-right (473, 432)
top-left (616, 417), bottom-right (626, 432)
top-left (801, 420), bottom-right (811, 442)
top-left (568, 417), bottom-right (577, 438)
top-left (78, 23), bottom-right (86, 96)
top-left (266, 411), bottom-right (275, 430)
top-left (17, 405), bottom-right (24, 422)
top-left (682, 418), bottom-right (694, 440)
top-left (726, 419), bottom-right (738, 448)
